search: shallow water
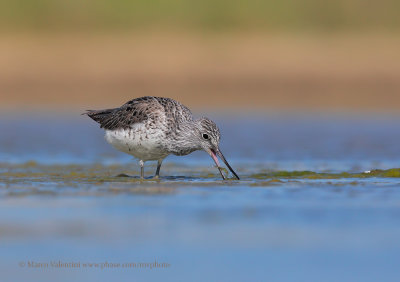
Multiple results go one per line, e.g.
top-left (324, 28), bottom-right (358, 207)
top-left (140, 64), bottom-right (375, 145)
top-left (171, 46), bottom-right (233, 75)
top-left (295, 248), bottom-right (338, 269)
top-left (1, 113), bottom-right (400, 282)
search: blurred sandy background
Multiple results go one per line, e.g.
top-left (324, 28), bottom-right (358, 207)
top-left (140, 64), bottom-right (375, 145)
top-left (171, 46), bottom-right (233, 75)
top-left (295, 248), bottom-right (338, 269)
top-left (0, 0), bottom-right (399, 113)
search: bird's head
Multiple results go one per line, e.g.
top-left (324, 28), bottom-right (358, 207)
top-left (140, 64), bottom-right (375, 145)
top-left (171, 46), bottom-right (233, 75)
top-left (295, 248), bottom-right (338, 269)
top-left (194, 117), bottom-right (240, 180)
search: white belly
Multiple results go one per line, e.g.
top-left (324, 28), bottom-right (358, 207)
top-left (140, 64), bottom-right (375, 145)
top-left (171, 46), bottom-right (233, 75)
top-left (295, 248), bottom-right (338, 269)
top-left (104, 123), bottom-right (169, 161)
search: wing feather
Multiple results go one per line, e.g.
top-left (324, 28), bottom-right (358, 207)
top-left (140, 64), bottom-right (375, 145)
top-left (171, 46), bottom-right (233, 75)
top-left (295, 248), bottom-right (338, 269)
top-left (84, 96), bottom-right (193, 130)
top-left (84, 97), bottom-right (159, 130)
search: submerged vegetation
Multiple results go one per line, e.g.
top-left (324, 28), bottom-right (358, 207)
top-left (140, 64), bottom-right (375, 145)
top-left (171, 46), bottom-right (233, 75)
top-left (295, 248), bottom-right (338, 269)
top-left (3, 162), bottom-right (400, 181)
top-left (1, 161), bottom-right (400, 197)
top-left (250, 169), bottom-right (400, 179)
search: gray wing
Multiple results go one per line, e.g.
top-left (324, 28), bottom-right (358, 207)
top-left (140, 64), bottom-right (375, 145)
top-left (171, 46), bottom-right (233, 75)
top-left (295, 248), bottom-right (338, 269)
top-left (84, 96), bottom-right (163, 130)
top-left (153, 97), bottom-right (193, 123)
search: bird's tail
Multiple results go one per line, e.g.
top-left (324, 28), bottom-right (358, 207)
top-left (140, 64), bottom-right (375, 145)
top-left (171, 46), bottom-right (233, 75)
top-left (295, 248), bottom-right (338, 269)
top-left (83, 109), bottom-right (115, 127)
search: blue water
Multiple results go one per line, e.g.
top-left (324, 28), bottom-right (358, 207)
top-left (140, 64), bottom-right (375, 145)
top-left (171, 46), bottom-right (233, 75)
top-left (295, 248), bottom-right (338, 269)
top-left (2, 112), bottom-right (400, 170)
top-left (1, 113), bottom-right (400, 282)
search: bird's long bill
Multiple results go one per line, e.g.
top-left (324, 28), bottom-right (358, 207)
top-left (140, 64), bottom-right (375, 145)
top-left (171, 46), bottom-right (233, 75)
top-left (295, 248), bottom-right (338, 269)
top-left (210, 149), bottom-right (240, 180)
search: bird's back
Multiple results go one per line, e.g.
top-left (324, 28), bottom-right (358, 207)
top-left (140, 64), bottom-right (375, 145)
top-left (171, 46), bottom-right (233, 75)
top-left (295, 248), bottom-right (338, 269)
top-left (84, 96), bottom-right (193, 130)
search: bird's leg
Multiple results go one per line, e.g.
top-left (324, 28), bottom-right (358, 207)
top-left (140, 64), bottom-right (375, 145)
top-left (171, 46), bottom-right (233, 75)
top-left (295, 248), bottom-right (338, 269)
top-left (139, 160), bottom-right (144, 179)
top-left (154, 159), bottom-right (163, 179)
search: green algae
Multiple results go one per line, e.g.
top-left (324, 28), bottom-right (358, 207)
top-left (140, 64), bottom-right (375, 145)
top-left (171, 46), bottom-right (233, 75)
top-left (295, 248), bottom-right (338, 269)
top-left (2, 163), bottom-right (400, 198)
top-left (3, 165), bottom-right (400, 182)
top-left (249, 169), bottom-right (400, 180)
top-left (3, 164), bottom-right (400, 182)
top-left (371, 169), bottom-right (400, 178)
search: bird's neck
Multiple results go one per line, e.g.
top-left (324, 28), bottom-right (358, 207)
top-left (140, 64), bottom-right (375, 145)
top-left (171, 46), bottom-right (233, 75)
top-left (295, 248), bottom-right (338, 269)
top-left (167, 121), bottom-right (201, 156)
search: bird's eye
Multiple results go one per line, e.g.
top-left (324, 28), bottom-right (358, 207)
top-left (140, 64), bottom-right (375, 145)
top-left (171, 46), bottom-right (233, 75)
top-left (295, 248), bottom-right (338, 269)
top-left (202, 133), bottom-right (209, 140)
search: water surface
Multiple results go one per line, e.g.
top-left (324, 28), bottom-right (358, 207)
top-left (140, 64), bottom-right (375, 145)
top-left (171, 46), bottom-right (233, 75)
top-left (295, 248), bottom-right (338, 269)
top-left (1, 113), bottom-right (400, 282)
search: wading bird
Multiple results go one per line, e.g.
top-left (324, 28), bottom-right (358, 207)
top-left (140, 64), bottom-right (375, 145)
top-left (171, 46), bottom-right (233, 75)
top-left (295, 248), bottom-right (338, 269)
top-left (84, 96), bottom-right (239, 180)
